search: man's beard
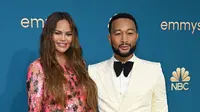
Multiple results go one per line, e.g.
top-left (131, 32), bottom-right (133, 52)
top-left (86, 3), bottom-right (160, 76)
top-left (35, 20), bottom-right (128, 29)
top-left (111, 43), bottom-right (136, 57)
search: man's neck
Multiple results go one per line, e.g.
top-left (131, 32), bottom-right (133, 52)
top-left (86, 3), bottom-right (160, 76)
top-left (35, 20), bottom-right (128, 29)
top-left (114, 54), bottom-right (133, 63)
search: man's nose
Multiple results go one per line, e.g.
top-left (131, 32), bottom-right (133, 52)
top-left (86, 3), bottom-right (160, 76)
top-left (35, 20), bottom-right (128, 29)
top-left (121, 33), bottom-right (128, 43)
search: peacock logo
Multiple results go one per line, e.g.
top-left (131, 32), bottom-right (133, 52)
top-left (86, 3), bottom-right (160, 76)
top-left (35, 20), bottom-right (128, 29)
top-left (170, 67), bottom-right (191, 91)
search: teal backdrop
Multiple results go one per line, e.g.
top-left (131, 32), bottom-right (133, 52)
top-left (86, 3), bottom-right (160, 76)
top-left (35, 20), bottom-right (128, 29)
top-left (0, 0), bottom-right (199, 111)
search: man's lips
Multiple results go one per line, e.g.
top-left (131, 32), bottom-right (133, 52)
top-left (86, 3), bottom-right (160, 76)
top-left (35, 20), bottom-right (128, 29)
top-left (119, 45), bottom-right (130, 50)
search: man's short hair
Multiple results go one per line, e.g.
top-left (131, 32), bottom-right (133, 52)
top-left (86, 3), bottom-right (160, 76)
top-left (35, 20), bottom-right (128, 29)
top-left (108, 13), bottom-right (138, 34)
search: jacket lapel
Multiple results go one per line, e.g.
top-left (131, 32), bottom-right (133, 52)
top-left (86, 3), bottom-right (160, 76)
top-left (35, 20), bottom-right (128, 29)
top-left (97, 57), bottom-right (120, 103)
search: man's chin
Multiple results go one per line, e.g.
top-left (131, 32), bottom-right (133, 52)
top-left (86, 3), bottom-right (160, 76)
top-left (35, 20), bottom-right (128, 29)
top-left (117, 52), bottom-right (132, 57)
top-left (112, 45), bottom-right (136, 57)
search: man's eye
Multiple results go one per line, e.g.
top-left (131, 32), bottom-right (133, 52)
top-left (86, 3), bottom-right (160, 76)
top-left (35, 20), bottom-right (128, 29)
top-left (127, 32), bottom-right (134, 35)
top-left (115, 33), bottom-right (121, 35)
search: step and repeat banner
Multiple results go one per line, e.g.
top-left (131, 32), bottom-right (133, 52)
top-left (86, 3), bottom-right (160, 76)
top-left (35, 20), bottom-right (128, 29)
top-left (0, 0), bottom-right (199, 112)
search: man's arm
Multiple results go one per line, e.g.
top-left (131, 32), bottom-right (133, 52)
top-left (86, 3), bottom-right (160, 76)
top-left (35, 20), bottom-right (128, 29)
top-left (151, 64), bottom-right (168, 112)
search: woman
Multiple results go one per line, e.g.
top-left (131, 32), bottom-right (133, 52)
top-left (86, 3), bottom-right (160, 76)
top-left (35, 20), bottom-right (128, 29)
top-left (27, 12), bottom-right (97, 112)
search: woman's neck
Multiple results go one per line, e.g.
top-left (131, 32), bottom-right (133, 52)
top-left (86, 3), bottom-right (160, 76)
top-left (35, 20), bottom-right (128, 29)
top-left (56, 52), bottom-right (67, 66)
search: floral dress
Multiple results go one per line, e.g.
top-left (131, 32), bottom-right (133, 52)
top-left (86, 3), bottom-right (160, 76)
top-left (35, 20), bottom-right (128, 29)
top-left (26, 59), bottom-right (91, 112)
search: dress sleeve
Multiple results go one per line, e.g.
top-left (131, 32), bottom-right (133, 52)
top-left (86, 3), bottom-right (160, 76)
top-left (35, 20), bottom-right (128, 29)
top-left (26, 62), bottom-right (44, 112)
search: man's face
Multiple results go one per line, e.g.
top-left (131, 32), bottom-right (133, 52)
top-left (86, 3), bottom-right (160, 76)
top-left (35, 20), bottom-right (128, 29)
top-left (108, 18), bottom-right (138, 57)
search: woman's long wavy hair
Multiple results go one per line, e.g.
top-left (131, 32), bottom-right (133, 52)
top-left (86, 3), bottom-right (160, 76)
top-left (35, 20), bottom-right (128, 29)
top-left (40, 12), bottom-right (97, 111)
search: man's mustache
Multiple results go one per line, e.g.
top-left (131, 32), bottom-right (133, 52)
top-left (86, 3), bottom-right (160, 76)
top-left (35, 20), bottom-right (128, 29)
top-left (118, 43), bottom-right (131, 47)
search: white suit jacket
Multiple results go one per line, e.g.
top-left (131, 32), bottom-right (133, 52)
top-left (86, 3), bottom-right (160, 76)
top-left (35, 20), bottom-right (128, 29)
top-left (88, 55), bottom-right (168, 112)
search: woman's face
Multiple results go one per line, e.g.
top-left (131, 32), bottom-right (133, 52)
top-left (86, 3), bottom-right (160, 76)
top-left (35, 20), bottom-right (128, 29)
top-left (53, 19), bottom-right (73, 54)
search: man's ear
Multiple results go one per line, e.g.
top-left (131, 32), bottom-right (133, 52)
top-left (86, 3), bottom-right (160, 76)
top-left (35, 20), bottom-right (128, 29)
top-left (136, 33), bottom-right (139, 41)
top-left (108, 34), bottom-right (111, 44)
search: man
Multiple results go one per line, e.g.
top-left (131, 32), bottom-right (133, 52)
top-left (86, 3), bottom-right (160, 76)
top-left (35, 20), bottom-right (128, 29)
top-left (88, 13), bottom-right (168, 112)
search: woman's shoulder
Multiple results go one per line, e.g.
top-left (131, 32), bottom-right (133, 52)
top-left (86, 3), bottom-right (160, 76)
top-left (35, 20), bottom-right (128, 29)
top-left (27, 58), bottom-right (44, 79)
top-left (28, 58), bottom-right (42, 70)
